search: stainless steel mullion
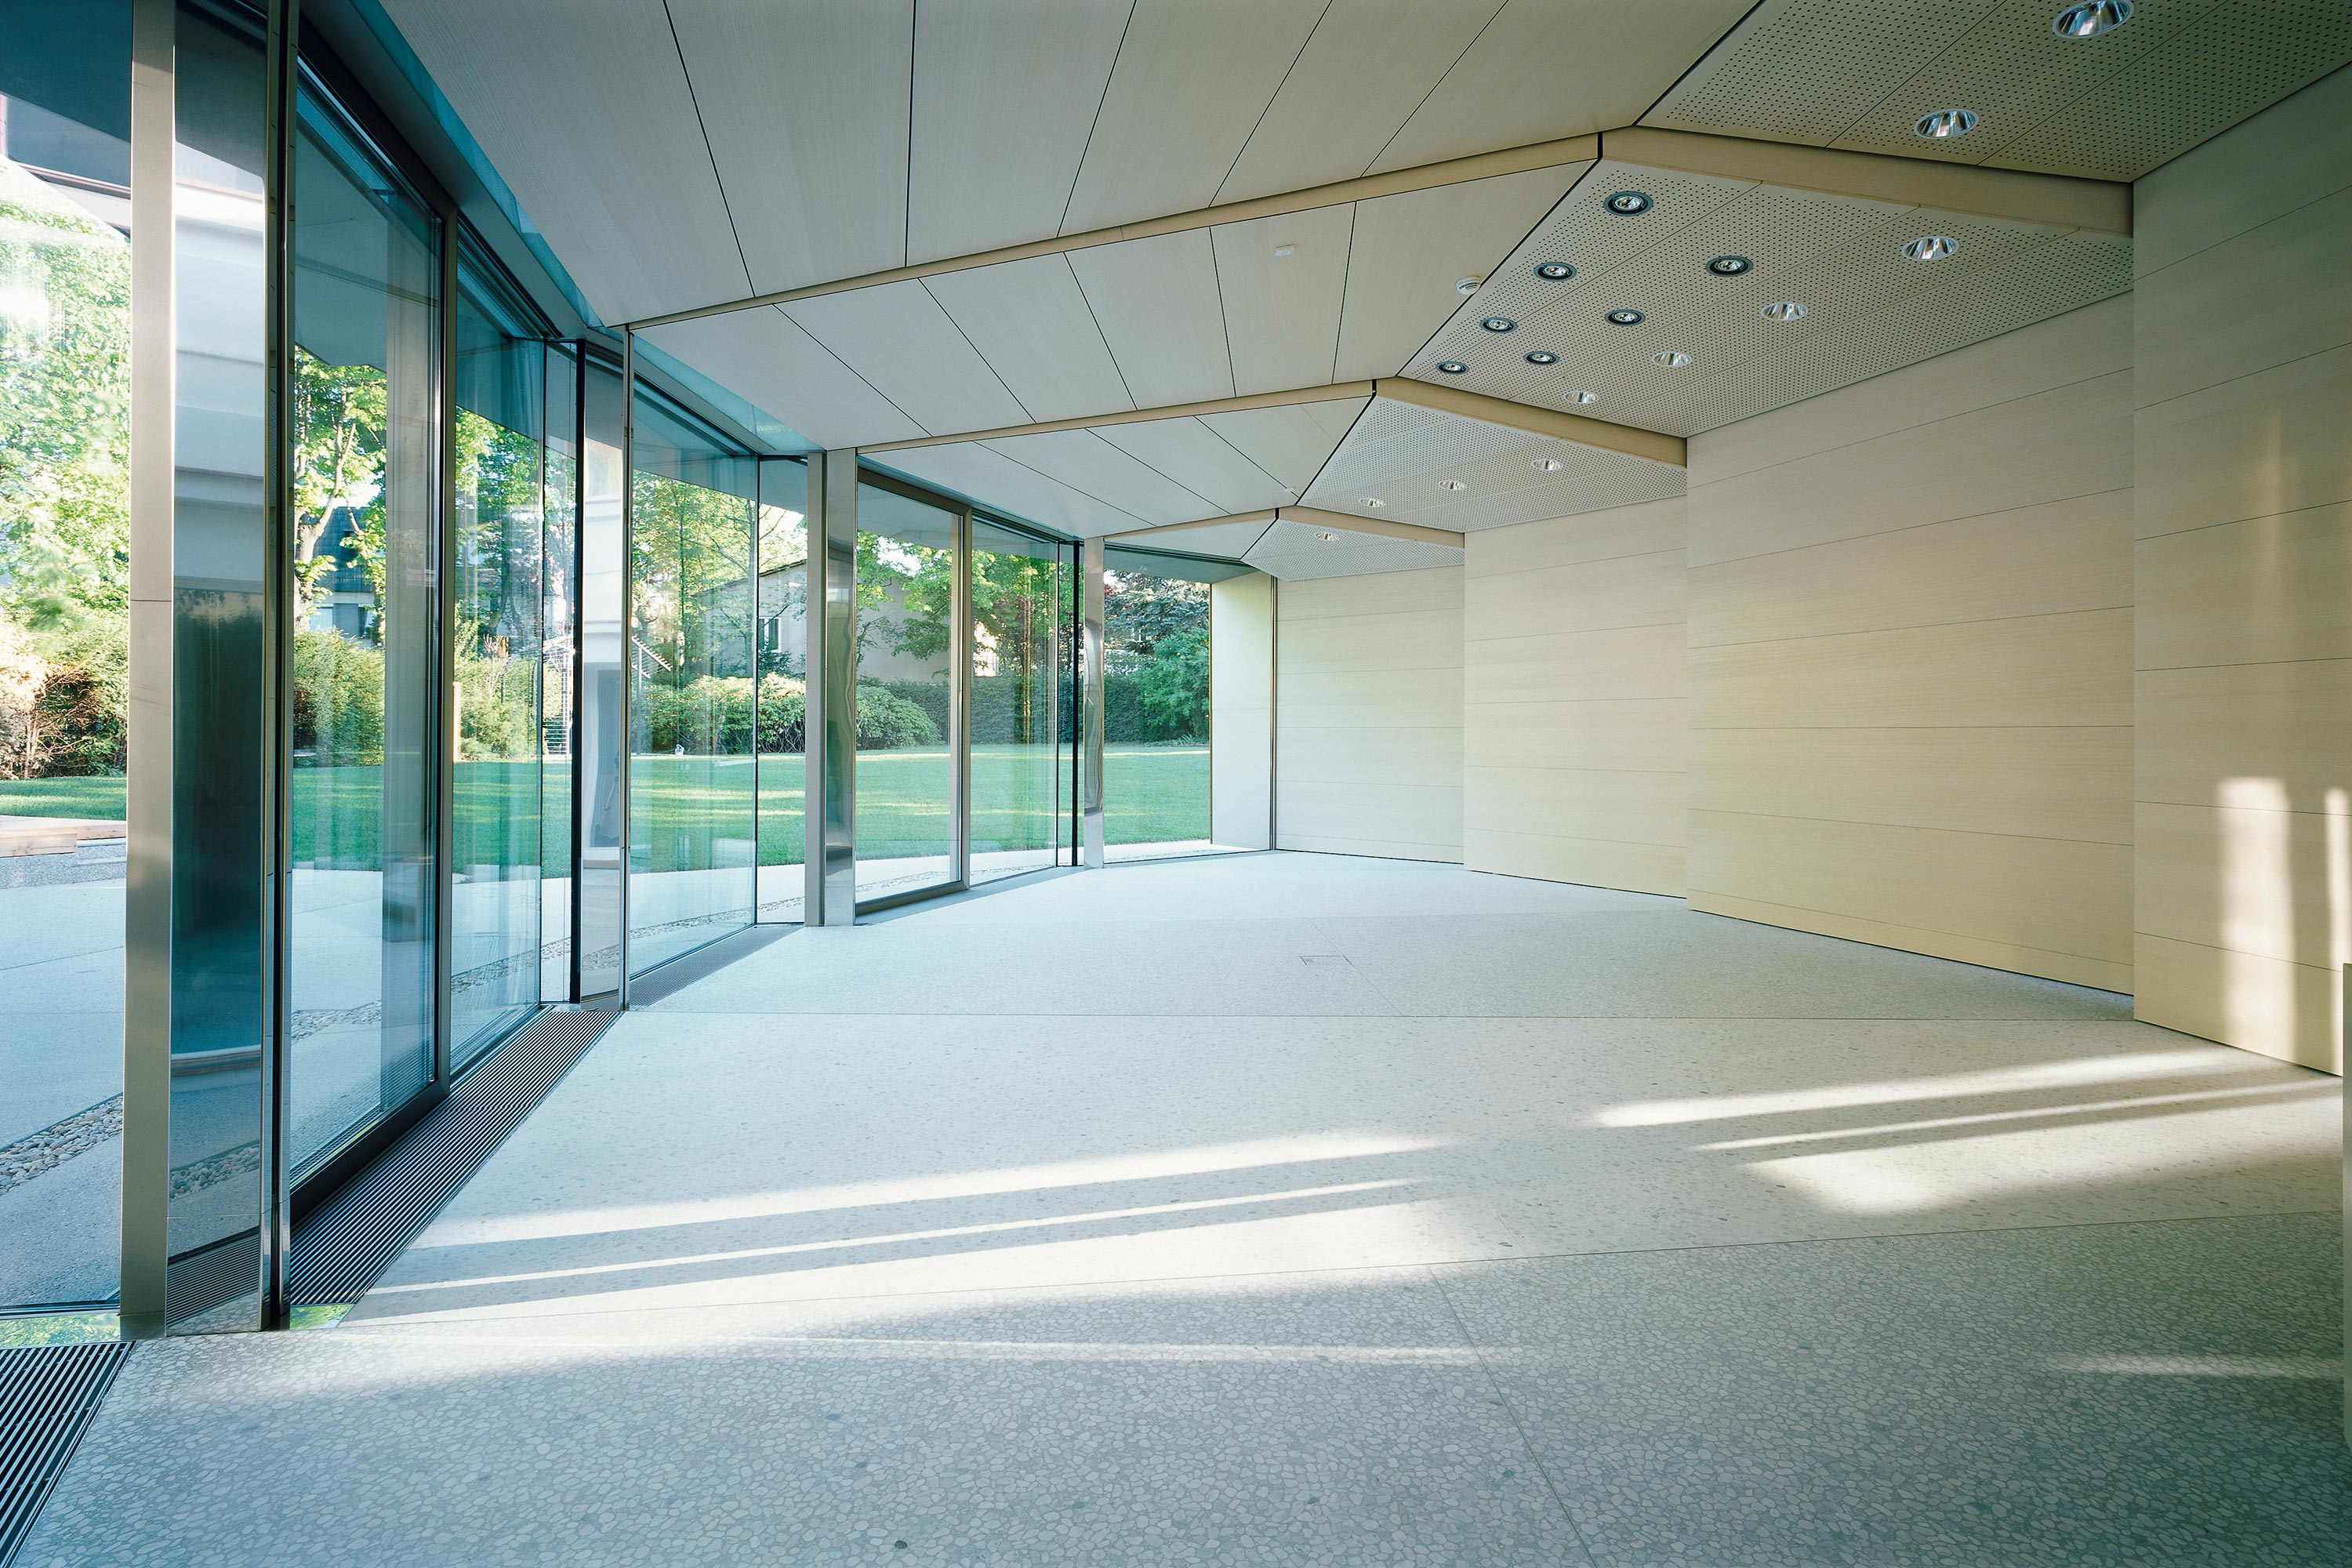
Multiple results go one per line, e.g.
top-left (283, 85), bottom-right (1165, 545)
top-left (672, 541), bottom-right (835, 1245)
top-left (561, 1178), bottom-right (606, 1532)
top-left (949, 507), bottom-right (971, 888)
top-left (1081, 535), bottom-right (1105, 869)
top-left (430, 144), bottom-right (457, 1090)
top-left (616, 329), bottom-right (635, 999)
top-left (809, 451), bottom-right (858, 924)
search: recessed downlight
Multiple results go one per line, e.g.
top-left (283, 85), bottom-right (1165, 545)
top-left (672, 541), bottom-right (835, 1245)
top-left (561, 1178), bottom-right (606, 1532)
top-left (1762, 300), bottom-right (1807, 321)
top-left (1313, 530), bottom-right (1336, 542)
top-left (1706, 255), bottom-right (1753, 276)
top-left (1437, 479), bottom-right (1468, 492)
top-left (1480, 316), bottom-right (1516, 332)
top-left (1532, 458), bottom-right (1566, 471)
top-left (1434, 360), bottom-right (1468, 374)
top-left (1904, 234), bottom-right (1960, 261)
top-left (1534, 261), bottom-right (1575, 281)
top-left (1454, 275), bottom-right (1483, 296)
top-left (1653, 350), bottom-right (1691, 368)
top-left (1915, 108), bottom-right (1978, 140)
top-left (1524, 350), bottom-right (1559, 365)
top-left (1605, 191), bottom-right (1653, 214)
top-left (1272, 242), bottom-right (1298, 258)
top-left (1565, 390), bottom-right (1598, 405)
top-left (1358, 497), bottom-right (1385, 509)
top-left (2053, 1), bottom-right (2132, 38)
top-left (1606, 308), bottom-right (1646, 325)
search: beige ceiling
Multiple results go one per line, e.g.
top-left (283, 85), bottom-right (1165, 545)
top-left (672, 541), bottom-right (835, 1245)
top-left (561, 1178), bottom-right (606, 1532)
top-left (378, 0), bottom-right (1755, 325)
top-left (1646, 0), bottom-right (2352, 182)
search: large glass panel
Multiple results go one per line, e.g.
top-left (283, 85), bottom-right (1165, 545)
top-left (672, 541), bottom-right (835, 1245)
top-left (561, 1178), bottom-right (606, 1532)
top-left (626, 391), bottom-right (755, 976)
top-left (286, 76), bottom-right (441, 1178)
top-left (969, 520), bottom-right (1067, 884)
top-left (449, 249), bottom-right (543, 1065)
top-left (539, 343), bottom-right (577, 1000)
top-left (0, 0), bottom-right (132, 1312)
top-left (1102, 548), bottom-right (1243, 862)
top-left (853, 482), bottom-right (956, 902)
top-left (574, 358), bottom-right (622, 996)
top-left (754, 458), bottom-right (806, 923)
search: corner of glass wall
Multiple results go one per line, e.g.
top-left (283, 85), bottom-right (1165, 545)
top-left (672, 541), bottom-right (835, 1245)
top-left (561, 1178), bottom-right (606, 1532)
top-left (1098, 545), bottom-right (1254, 865)
top-left (755, 456), bottom-right (808, 924)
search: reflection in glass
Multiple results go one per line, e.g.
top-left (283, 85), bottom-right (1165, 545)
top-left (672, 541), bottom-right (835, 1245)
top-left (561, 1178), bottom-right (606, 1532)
top-left (540, 344), bottom-right (578, 1000)
top-left (450, 252), bottom-right (544, 1064)
top-left (286, 81), bottom-right (441, 1177)
top-left (626, 392), bottom-right (755, 975)
top-left (1102, 549), bottom-right (1234, 862)
top-left (969, 521), bottom-right (1068, 884)
top-left (575, 359), bottom-right (624, 995)
top-left (0, 7), bottom-right (132, 1311)
top-left (854, 484), bottom-right (956, 902)
top-left (754, 460), bottom-right (808, 922)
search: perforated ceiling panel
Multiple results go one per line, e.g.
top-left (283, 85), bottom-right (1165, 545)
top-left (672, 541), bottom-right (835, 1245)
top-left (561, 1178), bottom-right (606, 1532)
top-left (1404, 159), bottom-right (2132, 436)
top-left (1243, 519), bottom-right (1463, 582)
top-left (1645, 0), bottom-right (2352, 182)
top-left (1303, 395), bottom-right (1685, 531)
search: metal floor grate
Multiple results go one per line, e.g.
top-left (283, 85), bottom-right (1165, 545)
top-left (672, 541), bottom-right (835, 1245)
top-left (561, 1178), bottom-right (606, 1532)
top-left (287, 1007), bottom-right (616, 1305)
top-left (0, 1341), bottom-right (129, 1566)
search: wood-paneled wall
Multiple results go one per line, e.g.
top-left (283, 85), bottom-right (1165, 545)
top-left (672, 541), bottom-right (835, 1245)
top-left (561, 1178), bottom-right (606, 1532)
top-left (2132, 64), bottom-right (2352, 1073)
top-left (1275, 568), bottom-right (1463, 862)
top-left (1210, 573), bottom-right (1273, 850)
top-left (1461, 498), bottom-right (1686, 895)
top-left (1682, 297), bottom-right (2136, 992)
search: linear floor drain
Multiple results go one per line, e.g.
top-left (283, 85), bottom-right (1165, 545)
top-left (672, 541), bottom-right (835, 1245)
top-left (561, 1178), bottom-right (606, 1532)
top-left (0, 1341), bottom-right (129, 1566)
top-left (288, 1007), bottom-right (615, 1306)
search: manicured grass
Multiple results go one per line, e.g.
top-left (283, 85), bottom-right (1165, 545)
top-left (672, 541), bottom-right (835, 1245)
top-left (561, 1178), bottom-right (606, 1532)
top-left (0, 743), bottom-right (1214, 866)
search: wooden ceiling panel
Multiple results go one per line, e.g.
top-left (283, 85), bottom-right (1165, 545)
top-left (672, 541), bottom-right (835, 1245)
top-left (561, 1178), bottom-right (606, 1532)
top-left (1334, 163), bottom-right (1588, 380)
top-left (1210, 203), bottom-right (1354, 395)
top-left (906, 0), bottom-right (1131, 263)
top-left (1096, 417), bottom-right (1298, 514)
top-left (1065, 230), bottom-right (1236, 409)
top-left (1058, 0), bottom-right (1329, 234)
top-left (641, 307), bottom-right (924, 451)
top-left (923, 256), bottom-right (1136, 423)
top-left (1214, 1), bottom-right (1504, 203)
top-left (666, 0), bottom-right (913, 295)
top-left (982, 430), bottom-right (1221, 526)
top-left (783, 280), bottom-right (1030, 436)
top-left (1370, 0), bottom-right (1756, 174)
top-left (1195, 397), bottom-right (1368, 493)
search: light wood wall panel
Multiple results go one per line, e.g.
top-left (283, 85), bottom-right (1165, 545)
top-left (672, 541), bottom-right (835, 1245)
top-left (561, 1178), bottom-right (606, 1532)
top-left (1210, 574), bottom-right (1274, 851)
top-left (1276, 568), bottom-right (1464, 863)
top-left (2132, 64), bottom-right (2352, 1073)
top-left (1462, 497), bottom-right (1687, 896)
top-left (1686, 299), bottom-right (2136, 992)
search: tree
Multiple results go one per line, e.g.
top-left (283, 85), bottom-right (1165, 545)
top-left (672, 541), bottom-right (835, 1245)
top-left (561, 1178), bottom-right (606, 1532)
top-left (291, 347), bottom-right (390, 626)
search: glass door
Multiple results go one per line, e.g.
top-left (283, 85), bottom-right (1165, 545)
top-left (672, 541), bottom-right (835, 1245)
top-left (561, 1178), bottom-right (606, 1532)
top-left (853, 481), bottom-right (960, 905)
top-left (968, 519), bottom-right (1069, 884)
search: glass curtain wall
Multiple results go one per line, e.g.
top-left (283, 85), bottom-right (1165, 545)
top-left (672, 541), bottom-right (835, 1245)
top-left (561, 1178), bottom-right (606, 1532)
top-left (853, 481), bottom-right (957, 904)
top-left (968, 520), bottom-right (1069, 884)
top-left (285, 67), bottom-right (441, 1178)
top-left (1101, 547), bottom-right (1243, 862)
top-left (540, 343), bottom-right (578, 1000)
top-left (755, 458), bottom-right (806, 922)
top-left (0, 1), bottom-right (134, 1313)
top-left (625, 389), bottom-right (755, 977)
top-left (575, 356), bottom-right (623, 996)
top-left (449, 241), bottom-right (548, 1064)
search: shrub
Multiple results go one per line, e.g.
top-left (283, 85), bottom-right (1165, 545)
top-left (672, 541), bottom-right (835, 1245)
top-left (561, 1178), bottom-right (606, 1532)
top-left (633, 674), bottom-right (939, 754)
top-left (292, 629), bottom-right (383, 764)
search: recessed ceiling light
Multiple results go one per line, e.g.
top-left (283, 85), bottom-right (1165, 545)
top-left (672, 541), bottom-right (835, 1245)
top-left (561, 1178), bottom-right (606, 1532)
top-left (1358, 497), bottom-right (1385, 509)
top-left (1606, 308), bottom-right (1645, 325)
top-left (1437, 479), bottom-right (1468, 492)
top-left (1534, 261), bottom-right (1575, 281)
top-left (2053, 1), bottom-right (2132, 38)
top-left (1314, 530), bottom-right (1335, 542)
top-left (1480, 316), bottom-right (1516, 332)
top-left (1565, 390), bottom-right (1598, 405)
top-left (1273, 242), bottom-right (1297, 258)
top-left (1706, 255), bottom-right (1753, 276)
top-left (1653, 350), bottom-right (1691, 368)
top-left (1524, 350), bottom-right (1559, 365)
top-left (1454, 275), bottom-right (1483, 296)
top-left (1904, 234), bottom-right (1960, 260)
top-left (1434, 361), bottom-right (1468, 374)
top-left (1532, 458), bottom-right (1566, 471)
top-left (1762, 300), bottom-right (1807, 321)
top-left (1605, 191), bottom-right (1653, 214)
top-left (1915, 108), bottom-right (1978, 140)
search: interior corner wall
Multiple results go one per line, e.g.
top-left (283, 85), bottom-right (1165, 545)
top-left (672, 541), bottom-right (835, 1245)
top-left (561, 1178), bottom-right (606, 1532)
top-left (1274, 567), bottom-right (1464, 862)
top-left (1462, 497), bottom-right (1687, 895)
top-left (2130, 64), bottom-right (2352, 1075)
top-left (1682, 296), bottom-right (2136, 993)
top-left (1210, 572), bottom-right (1273, 850)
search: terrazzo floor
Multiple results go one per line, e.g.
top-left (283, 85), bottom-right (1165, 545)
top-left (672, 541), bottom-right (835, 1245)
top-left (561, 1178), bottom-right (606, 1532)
top-left (24, 852), bottom-right (2351, 1565)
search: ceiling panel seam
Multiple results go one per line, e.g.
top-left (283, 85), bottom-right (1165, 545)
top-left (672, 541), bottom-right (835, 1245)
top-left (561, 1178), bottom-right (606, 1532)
top-left (971, 443), bottom-right (1159, 532)
top-left (1196, 418), bottom-right (1305, 502)
top-left (1057, 0), bottom-right (1139, 237)
top-left (1354, 0), bottom-right (1511, 179)
top-left (1077, 427), bottom-right (1226, 517)
top-left (1965, 0), bottom-right (2226, 168)
top-left (1063, 252), bottom-right (1142, 411)
top-left (1210, 0), bottom-right (1338, 205)
top-left (1207, 225), bottom-right (1242, 401)
top-left (659, 0), bottom-right (755, 296)
top-left (1290, 388), bottom-right (1382, 503)
top-left (902, 5), bottom-right (916, 266)
top-left (1827, 0), bottom-right (2007, 152)
top-left (1632, 0), bottom-right (1773, 125)
top-left (1329, 204), bottom-right (1356, 384)
top-left (770, 303), bottom-right (928, 440)
top-left (917, 274), bottom-right (1036, 423)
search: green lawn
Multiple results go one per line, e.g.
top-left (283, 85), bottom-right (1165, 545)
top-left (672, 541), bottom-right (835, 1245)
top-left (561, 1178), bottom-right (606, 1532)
top-left (0, 745), bottom-right (1213, 866)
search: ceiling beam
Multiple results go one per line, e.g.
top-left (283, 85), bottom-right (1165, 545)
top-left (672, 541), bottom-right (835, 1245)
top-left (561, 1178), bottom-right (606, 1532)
top-left (625, 135), bottom-right (1602, 330)
top-left (859, 383), bottom-right (1375, 453)
top-left (1107, 506), bottom-right (1462, 552)
top-left (1370, 378), bottom-right (1687, 467)
top-left (1599, 126), bottom-right (2132, 237)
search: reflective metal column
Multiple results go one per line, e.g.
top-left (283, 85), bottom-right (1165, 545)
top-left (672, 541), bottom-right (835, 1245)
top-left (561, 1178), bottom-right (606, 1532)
top-left (805, 451), bottom-right (858, 925)
top-left (1080, 535), bottom-right (1105, 869)
top-left (615, 329), bottom-right (635, 999)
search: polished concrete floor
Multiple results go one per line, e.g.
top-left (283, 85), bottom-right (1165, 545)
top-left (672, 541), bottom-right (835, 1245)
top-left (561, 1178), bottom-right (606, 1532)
top-left (26, 853), bottom-right (2351, 1565)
